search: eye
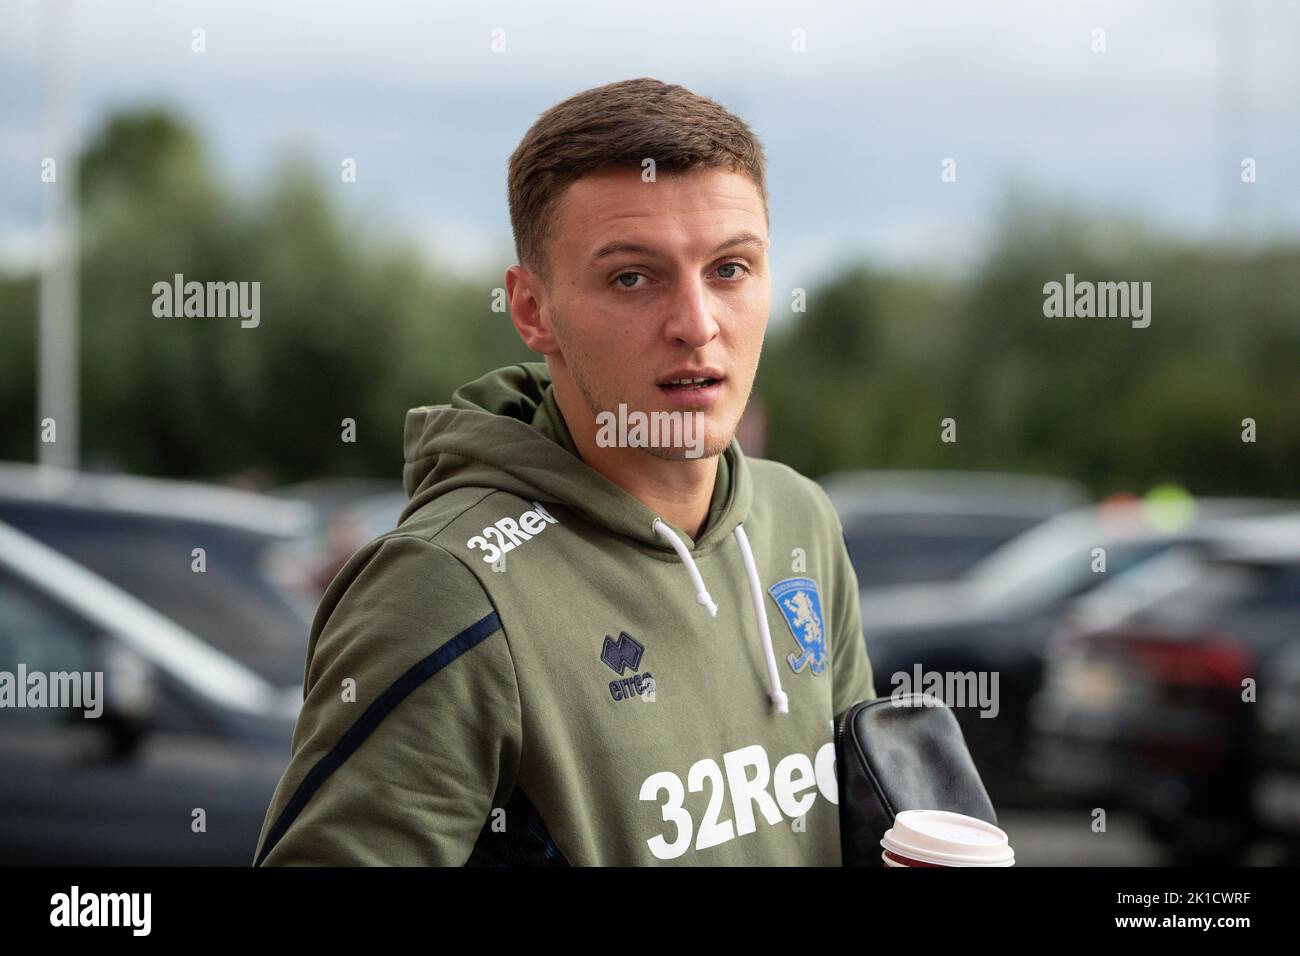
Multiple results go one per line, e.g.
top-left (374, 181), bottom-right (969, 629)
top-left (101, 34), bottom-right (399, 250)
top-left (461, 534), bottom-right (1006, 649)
top-left (714, 261), bottom-right (750, 280)
top-left (613, 271), bottom-right (647, 290)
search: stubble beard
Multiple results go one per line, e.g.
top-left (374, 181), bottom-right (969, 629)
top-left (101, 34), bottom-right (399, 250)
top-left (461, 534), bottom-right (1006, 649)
top-left (555, 320), bottom-right (740, 462)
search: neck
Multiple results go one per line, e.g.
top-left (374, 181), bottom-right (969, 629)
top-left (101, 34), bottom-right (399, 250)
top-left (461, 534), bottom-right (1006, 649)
top-left (553, 381), bottom-right (719, 541)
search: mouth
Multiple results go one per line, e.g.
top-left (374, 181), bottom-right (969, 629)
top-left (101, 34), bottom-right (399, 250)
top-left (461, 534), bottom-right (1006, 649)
top-left (659, 376), bottom-right (722, 391)
top-left (657, 367), bottom-right (724, 390)
top-left (656, 368), bottom-right (726, 407)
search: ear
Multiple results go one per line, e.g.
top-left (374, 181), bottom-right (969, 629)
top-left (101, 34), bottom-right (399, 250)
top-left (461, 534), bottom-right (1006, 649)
top-left (506, 264), bottom-right (560, 355)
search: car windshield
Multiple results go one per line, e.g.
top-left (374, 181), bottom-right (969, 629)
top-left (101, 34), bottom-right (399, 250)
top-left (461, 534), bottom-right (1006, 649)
top-left (963, 515), bottom-right (1174, 613)
top-left (844, 529), bottom-right (1021, 586)
top-left (840, 511), bottom-right (1045, 586)
top-left (0, 503), bottom-right (312, 688)
top-left (1141, 558), bottom-right (1300, 634)
top-left (1065, 546), bottom-right (1208, 632)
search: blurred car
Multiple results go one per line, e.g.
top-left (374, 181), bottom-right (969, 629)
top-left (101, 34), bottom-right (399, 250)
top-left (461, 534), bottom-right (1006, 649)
top-left (1027, 515), bottom-right (1300, 863)
top-left (271, 478), bottom-right (406, 594)
top-left (820, 470), bottom-right (1088, 587)
top-left (271, 477), bottom-right (399, 518)
top-left (1253, 636), bottom-right (1300, 860)
top-left (860, 497), bottom-right (1298, 805)
top-left (0, 519), bottom-right (297, 865)
top-left (0, 462), bottom-right (317, 688)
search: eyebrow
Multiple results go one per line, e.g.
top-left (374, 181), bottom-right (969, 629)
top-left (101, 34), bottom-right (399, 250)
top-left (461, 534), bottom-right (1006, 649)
top-left (589, 230), bottom-right (767, 265)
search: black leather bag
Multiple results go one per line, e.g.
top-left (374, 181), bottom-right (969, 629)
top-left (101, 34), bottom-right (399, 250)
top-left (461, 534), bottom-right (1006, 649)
top-left (834, 694), bottom-right (998, 866)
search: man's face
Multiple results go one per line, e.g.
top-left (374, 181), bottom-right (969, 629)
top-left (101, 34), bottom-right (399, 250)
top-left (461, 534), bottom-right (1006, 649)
top-left (533, 165), bottom-right (770, 460)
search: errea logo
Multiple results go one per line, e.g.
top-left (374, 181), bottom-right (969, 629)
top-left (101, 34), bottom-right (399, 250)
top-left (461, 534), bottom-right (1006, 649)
top-left (466, 500), bottom-right (558, 563)
top-left (602, 631), bottom-right (654, 703)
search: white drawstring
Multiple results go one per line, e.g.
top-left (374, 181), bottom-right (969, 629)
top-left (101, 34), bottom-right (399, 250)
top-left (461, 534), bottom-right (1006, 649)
top-left (733, 524), bottom-right (789, 715)
top-left (653, 518), bottom-right (717, 616)
top-left (651, 517), bottom-right (789, 714)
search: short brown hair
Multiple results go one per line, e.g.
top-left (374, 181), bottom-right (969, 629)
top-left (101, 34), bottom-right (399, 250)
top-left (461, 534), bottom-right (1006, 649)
top-left (507, 77), bottom-right (768, 286)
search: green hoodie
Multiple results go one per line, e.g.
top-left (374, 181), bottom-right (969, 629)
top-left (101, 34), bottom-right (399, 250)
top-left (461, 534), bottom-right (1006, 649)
top-left (254, 362), bottom-right (876, 866)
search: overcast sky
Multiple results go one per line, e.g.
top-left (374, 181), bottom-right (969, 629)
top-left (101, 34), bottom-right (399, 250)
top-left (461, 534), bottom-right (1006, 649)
top-left (2, 0), bottom-right (1297, 293)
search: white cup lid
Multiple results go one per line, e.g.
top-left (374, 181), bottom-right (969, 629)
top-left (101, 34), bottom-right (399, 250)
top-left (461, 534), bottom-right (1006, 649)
top-left (880, 809), bottom-right (1015, 866)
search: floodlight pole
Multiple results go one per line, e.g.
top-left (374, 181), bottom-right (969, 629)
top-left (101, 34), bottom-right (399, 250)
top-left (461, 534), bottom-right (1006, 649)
top-left (37, 0), bottom-right (80, 470)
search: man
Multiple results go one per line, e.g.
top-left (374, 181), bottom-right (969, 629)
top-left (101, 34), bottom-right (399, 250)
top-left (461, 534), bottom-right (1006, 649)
top-left (254, 77), bottom-right (875, 866)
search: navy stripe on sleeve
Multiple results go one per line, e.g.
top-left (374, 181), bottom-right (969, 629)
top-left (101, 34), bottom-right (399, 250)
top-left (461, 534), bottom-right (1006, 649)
top-left (255, 610), bottom-right (503, 866)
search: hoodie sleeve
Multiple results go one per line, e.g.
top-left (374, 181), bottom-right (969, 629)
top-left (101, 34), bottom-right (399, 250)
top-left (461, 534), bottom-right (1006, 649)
top-left (253, 534), bottom-right (521, 866)
top-left (830, 527), bottom-right (877, 713)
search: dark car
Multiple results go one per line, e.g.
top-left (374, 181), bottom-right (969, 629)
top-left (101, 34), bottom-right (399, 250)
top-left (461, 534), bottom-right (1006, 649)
top-left (860, 498), bottom-right (1298, 805)
top-left (0, 519), bottom-right (298, 865)
top-left (1027, 517), bottom-right (1300, 863)
top-left (271, 478), bottom-right (406, 596)
top-left (820, 470), bottom-right (1088, 588)
top-left (0, 464), bottom-right (315, 864)
top-left (1252, 636), bottom-right (1300, 859)
top-left (0, 463), bottom-right (317, 688)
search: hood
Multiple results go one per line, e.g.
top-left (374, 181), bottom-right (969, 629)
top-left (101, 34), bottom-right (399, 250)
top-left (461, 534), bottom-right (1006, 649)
top-left (402, 362), bottom-right (793, 714)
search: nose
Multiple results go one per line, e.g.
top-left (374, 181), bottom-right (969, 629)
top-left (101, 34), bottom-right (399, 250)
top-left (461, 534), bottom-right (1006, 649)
top-left (661, 274), bottom-right (720, 348)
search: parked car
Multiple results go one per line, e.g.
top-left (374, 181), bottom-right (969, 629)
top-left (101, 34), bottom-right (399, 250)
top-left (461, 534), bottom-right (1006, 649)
top-left (1253, 636), bottom-right (1300, 860)
top-left (820, 470), bottom-right (1088, 588)
top-left (860, 497), bottom-right (1299, 805)
top-left (1027, 515), bottom-right (1300, 863)
top-left (0, 519), bottom-right (296, 864)
top-left (0, 462), bottom-right (316, 688)
top-left (272, 478), bottom-right (406, 595)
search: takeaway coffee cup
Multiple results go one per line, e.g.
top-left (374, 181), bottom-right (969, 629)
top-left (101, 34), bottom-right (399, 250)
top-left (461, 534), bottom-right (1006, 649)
top-left (880, 809), bottom-right (1015, 867)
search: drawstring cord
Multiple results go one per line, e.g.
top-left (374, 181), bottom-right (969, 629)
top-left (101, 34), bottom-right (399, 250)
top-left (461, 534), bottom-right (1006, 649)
top-left (652, 517), bottom-right (789, 715)
top-left (653, 518), bottom-right (717, 616)
top-left (733, 524), bottom-right (790, 715)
